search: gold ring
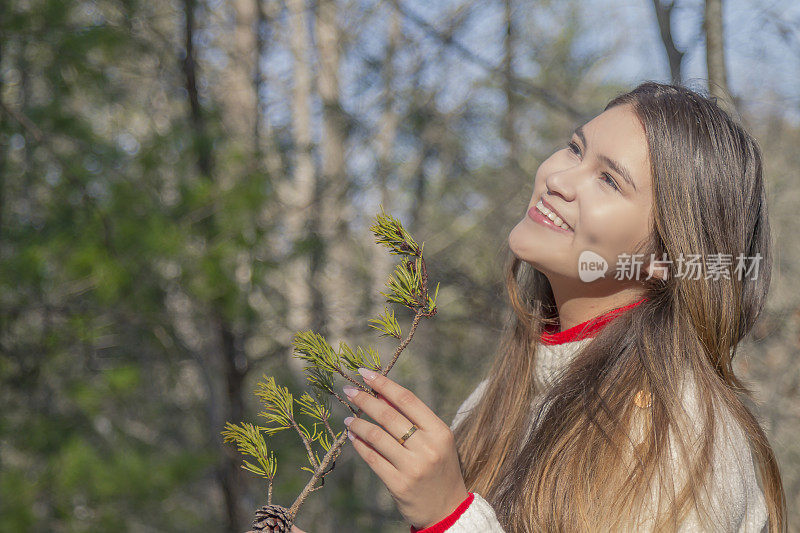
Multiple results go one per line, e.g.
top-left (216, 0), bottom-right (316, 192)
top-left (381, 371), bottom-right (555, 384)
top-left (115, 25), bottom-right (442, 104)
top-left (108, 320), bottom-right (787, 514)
top-left (397, 424), bottom-right (418, 445)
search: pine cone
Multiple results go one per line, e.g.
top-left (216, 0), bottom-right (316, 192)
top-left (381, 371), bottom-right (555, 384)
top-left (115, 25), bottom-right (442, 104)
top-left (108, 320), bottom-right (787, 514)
top-left (246, 504), bottom-right (294, 533)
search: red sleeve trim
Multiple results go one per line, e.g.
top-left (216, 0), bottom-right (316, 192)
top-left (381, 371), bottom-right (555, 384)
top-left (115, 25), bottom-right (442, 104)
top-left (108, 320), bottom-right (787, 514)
top-left (409, 492), bottom-right (475, 533)
top-left (540, 297), bottom-right (648, 345)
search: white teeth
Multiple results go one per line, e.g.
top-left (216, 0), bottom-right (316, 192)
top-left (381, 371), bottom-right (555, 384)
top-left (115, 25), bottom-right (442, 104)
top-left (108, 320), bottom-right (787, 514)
top-left (536, 200), bottom-right (572, 231)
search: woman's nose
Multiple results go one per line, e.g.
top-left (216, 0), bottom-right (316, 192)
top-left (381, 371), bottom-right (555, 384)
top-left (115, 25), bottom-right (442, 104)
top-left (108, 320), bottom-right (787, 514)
top-left (544, 166), bottom-right (578, 202)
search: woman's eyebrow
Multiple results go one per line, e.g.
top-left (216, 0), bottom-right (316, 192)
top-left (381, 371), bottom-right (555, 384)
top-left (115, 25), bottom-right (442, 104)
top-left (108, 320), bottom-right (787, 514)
top-left (573, 125), bottom-right (638, 192)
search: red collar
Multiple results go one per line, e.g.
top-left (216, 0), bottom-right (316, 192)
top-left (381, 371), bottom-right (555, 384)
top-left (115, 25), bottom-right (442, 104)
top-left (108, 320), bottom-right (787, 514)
top-left (540, 297), bottom-right (648, 345)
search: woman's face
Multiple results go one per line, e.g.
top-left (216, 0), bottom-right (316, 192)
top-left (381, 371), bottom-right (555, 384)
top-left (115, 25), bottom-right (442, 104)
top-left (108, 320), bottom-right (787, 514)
top-left (508, 104), bottom-right (655, 284)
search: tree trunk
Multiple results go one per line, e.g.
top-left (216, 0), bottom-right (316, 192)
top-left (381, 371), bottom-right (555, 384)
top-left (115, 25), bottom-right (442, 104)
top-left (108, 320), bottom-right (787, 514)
top-left (256, 0), bottom-right (285, 186)
top-left (704, 0), bottom-right (737, 113)
top-left (181, 1), bottom-right (247, 530)
top-left (0, 23), bottom-right (5, 258)
top-left (220, 0), bottom-right (258, 160)
top-left (502, 0), bottom-right (526, 186)
top-left (0, 14), bottom-right (6, 343)
top-left (281, 0), bottom-right (317, 368)
top-left (254, 0), bottom-right (266, 159)
top-left (371, 9), bottom-right (400, 318)
top-left (315, 0), bottom-right (353, 352)
top-left (650, 0), bottom-right (685, 85)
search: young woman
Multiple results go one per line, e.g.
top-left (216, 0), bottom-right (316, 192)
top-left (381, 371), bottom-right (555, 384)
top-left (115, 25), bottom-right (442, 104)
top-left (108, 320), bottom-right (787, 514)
top-left (308, 82), bottom-right (786, 532)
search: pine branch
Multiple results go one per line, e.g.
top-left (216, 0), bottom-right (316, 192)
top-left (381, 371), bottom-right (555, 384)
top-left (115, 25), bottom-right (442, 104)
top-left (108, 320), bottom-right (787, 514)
top-left (293, 331), bottom-right (373, 393)
top-left (322, 417), bottom-right (336, 441)
top-left (221, 421), bottom-right (277, 504)
top-left (296, 390), bottom-right (339, 443)
top-left (367, 307), bottom-right (402, 340)
top-left (331, 389), bottom-right (358, 415)
top-left (222, 207), bottom-right (439, 528)
top-left (385, 309), bottom-right (425, 375)
top-left (369, 204), bottom-right (421, 257)
top-left (290, 415), bottom-right (320, 470)
top-left (254, 377), bottom-right (294, 436)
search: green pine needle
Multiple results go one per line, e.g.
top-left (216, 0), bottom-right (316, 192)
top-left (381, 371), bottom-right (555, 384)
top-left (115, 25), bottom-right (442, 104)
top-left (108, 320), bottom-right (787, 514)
top-left (381, 257), bottom-right (422, 308)
top-left (318, 429), bottom-right (342, 452)
top-left (299, 446), bottom-right (323, 474)
top-left (254, 376), bottom-right (294, 434)
top-left (296, 391), bottom-right (331, 422)
top-left (356, 345), bottom-right (382, 372)
top-left (367, 307), bottom-right (402, 339)
top-left (369, 205), bottom-right (421, 257)
top-left (304, 366), bottom-right (336, 398)
top-left (427, 282), bottom-right (440, 313)
top-left (338, 341), bottom-right (382, 372)
top-left (221, 422), bottom-right (277, 480)
top-left (292, 330), bottom-right (341, 374)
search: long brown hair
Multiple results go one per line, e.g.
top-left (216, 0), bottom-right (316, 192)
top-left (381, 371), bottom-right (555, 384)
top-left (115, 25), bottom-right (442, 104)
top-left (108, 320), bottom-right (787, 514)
top-left (453, 82), bottom-right (786, 532)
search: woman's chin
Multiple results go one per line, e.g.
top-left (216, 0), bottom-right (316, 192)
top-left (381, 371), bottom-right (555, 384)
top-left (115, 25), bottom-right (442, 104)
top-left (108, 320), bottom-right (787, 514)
top-left (508, 222), bottom-right (537, 257)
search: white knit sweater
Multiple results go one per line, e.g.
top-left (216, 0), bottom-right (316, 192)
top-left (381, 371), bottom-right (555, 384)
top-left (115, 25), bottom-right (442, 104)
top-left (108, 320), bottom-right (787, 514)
top-left (414, 337), bottom-right (769, 533)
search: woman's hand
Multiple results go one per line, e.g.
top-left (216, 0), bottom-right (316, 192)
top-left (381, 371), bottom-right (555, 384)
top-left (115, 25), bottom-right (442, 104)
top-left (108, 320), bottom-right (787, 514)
top-left (342, 367), bottom-right (469, 530)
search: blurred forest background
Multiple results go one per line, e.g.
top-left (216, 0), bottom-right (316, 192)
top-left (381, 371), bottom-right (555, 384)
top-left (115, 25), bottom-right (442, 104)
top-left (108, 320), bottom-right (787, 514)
top-left (1, 0), bottom-right (799, 531)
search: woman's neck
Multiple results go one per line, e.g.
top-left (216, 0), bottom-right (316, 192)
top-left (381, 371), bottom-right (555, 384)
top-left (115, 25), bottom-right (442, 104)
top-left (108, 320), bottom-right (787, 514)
top-left (548, 281), bottom-right (647, 332)
top-left (541, 296), bottom-right (648, 345)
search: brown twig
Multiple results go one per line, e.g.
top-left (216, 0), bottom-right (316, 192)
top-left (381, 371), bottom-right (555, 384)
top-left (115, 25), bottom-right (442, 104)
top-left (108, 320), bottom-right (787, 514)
top-left (331, 390), bottom-right (359, 415)
top-left (289, 415), bottom-right (319, 469)
top-left (322, 416), bottom-right (336, 440)
top-left (335, 367), bottom-right (373, 393)
top-left (384, 310), bottom-right (424, 375)
top-left (288, 424), bottom-right (350, 518)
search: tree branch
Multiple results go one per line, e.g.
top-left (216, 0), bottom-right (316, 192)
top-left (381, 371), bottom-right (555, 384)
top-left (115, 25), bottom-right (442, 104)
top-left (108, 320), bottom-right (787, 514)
top-left (289, 414), bottom-right (319, 470)
top-left (387, 0), bottom-right (588, 121)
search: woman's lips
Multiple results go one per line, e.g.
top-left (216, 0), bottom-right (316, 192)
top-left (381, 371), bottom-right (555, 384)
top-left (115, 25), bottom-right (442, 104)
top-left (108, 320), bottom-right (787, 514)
top-left (527, 205), bottom-right (574, 234)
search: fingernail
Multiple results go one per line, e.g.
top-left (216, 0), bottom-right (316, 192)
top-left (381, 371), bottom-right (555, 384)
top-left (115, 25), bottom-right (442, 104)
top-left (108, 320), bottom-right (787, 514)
top-left (358, 367), bottom-right (378, 381)
top-left (348, 430), bottom-right (356, 441)
top-left (343, 416), bottom-right (354, 426)
top-left (342, 385), bottom-right (358, 399)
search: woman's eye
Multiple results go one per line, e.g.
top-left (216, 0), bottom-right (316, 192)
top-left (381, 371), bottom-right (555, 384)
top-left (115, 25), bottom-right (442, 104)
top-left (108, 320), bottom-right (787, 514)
top-left (567, 141), bottom-right (580, 155)
top-left (601, 173), bottom-right (620, 191)
top-left (566, 140), bottom-right (620, 192)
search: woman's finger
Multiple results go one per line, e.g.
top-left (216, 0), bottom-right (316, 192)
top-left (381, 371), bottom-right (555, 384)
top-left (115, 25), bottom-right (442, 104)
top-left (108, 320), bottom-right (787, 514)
top-left (356, 368), bottom-right (442, 430)
top-left (290, 525), bottom-right (306, 533)
top-left (345, 416), bottom-right (409, 470)
top-left (342, 384), bottom-right (416, 446)
top-left (347, 427), bottom-right (406, 494)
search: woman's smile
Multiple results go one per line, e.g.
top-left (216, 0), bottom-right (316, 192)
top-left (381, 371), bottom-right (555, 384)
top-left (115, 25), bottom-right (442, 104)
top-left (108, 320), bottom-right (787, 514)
top-left (528, 199), bottom-right (573, 232)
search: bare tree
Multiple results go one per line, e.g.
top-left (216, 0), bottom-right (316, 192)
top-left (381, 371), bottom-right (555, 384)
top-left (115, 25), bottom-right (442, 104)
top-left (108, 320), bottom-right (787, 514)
top-left (219, 0), bottom-right (259, 156)
top-left (315, 0), bottom-right (353, 352)
top-left (280, 0), bottom-right (316, 362)
top-left (503, 0), bottom-right (525, 185)
top-left (254, 0), bottom-right (285, 181)
top-left (704, 0), bottom-right (737, 113)
top-left (388, 0), bottom-right (587, 121)
top-left (181, 0), bottom-right (248, 529)
top-left (0, 30), bottom-right (5, 253)
top-left (650, 0), bottom-right (685, 84)
top-left (371, 9), bottom-right (401, 318)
